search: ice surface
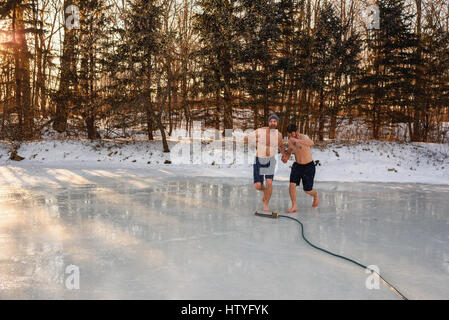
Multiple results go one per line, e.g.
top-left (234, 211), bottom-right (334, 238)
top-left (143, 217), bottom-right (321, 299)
top-left (0, 171), bottom-right (448, 299)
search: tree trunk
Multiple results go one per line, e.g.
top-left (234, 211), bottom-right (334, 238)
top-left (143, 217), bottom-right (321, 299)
top-left (13, 4), bottom-right (33, 140)
top-left (329, 114), bottom-right (337, 139)
top-left (222, 56), bottom-right (233, 130)
top-left (411, 0), bottom-right (423, 142)
top-left (318, 88), bottom-right (325, 141)
top-left (54, 0), bottom-right (77, 133)
top-left (146, 104), bottom-right (154, 140)
top-left (12, 6), bottom-right (23, 138)
top-left (86, 114), bottom-right (96, 140)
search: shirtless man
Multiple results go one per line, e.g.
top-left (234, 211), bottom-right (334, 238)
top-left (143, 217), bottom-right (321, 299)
top-left (282, 123), bottom-right (319, 212)
top-left (244, 114), bottom-right (286, 211)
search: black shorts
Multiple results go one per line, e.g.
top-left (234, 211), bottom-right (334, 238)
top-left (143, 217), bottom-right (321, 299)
top-left (290, 161), bottom-right (315, 191)
top-left (253, 157), bottom-right (276, 184)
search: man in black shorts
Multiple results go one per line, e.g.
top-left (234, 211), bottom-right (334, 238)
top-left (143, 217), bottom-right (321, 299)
top-left (282, 123), bottom-right (319, 212)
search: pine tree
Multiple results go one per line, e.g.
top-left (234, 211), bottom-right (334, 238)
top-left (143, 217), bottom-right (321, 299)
top-left (293, 2), bottom-right (360, 141)
top-left (195, 0), bottom-right (240, 130)
top-left (416, 22), bottom-right (449, 141)
top-left (103, 0), bottom-right (170, 151)
top-left (356, 0), bottom-right (418, 139)
top-left (238, 0), bottom-right (287, 128)
top-left (275, 0), bottom-right (300, 135)
top-left (77, 0), bottom-right (111, 139)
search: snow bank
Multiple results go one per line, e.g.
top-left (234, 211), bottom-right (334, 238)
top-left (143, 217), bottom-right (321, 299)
top-left (0, 137), bottom-right (448, 186)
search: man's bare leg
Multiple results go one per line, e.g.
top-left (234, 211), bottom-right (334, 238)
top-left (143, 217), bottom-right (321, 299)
top-left (254, 182), bottom-right (268, 209)
top-left (287, 182), bottom-right (298, 213)
top-left (254, 182), bottom-right (265, 192)
top-left (305, 190), bottom-right (319, 207)
top-left (263, 179), bottom-right (273, 211)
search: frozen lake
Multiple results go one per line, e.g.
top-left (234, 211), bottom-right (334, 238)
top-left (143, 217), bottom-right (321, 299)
top-left (0, 170), bottom-right (448, 299)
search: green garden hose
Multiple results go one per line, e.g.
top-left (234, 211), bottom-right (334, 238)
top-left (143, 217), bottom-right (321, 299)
top-left (255, 211), bottom-right (408, 300)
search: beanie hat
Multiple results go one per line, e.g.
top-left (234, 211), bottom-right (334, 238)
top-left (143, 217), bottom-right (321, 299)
top-left (268, 114), bottom-right (279, 123)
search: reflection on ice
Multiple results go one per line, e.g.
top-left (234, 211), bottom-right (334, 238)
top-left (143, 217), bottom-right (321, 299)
top-left (0, 177), bottom-right (448, 299)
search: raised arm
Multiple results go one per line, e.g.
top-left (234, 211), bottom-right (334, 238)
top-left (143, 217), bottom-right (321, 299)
top-left (290, 133), bottom-right (314, 147)
top-left (298, 134), bottom-right (315, 147)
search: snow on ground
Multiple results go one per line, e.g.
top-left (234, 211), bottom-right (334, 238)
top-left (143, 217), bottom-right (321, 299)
top-left (0, 132), bottom-right (448, 187)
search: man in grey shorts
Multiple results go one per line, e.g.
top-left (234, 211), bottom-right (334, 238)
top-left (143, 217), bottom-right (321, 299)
top-left (244, 114), bottom-right (287, 211)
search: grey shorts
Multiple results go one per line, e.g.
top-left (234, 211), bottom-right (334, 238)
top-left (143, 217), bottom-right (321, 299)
top-left (253, 157), bottom-right (276, 184)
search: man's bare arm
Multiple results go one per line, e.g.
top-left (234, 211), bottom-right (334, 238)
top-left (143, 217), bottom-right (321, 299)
top-left (298, 134), bottom-right (314, 147)
top-left (284, 139), bottom-right (294, 158)
top-left (290, 134), bottom-right (314, 147)
top-left (278, 132), bottom-right (287, 157)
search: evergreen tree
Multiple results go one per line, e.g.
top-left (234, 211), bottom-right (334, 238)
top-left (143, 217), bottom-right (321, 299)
top-left (195, 0), bottom-right (240, 130)
top-left (415, 24), bottom-right (449, 141)
top-left (103, 0), bottom-right (170, 151)
top-left (275, 0), bottom-right (300, 135)
top-left (78, 0), bottom-right (111, 139)
top-left (294, 2), bottom-right (360, 140)
top-left (238, 0), bottom-right (284, 128)
top-left (356, 0), bottom-right (418, 139)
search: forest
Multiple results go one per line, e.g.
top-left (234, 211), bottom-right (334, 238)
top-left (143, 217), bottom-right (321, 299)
top-left (0, 0), bottom-right (448, 150)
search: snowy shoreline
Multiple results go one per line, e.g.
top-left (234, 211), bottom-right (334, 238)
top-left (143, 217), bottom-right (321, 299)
top-left (1, 138), bottom-right (448, 187)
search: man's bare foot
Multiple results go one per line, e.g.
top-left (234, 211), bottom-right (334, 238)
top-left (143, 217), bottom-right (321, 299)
top-left (263, 200), bottom-right (270, 212)
top-left (312, 195), bottom-right (319, 207)
top-left (286, 206), bottom-right (297, 213)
